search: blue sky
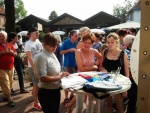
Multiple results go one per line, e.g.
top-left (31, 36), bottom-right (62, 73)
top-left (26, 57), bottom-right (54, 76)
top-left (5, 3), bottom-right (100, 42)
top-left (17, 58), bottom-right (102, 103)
top-left (22, 0), bottom-right (136, 20)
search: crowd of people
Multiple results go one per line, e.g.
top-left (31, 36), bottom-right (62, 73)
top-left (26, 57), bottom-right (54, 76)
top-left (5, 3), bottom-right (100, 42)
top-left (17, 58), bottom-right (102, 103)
top-left (0, 26), bottom-right (138, 113)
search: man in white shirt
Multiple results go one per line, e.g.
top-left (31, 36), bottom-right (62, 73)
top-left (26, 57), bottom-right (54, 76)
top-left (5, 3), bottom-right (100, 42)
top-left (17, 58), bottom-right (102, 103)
top-left (24, 27), bottom-right (43, 110)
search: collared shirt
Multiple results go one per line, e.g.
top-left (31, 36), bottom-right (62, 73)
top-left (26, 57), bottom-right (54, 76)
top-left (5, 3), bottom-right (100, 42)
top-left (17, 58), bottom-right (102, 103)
top-left (0, 43), bottom-right (16, 70)
top-left (60, 38), bottom-right (77, 67)
top-left (34, 49), bottom-right (61, 89)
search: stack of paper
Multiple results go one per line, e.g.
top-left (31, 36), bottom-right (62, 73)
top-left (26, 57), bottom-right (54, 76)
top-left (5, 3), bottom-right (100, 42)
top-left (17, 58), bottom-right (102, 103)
top-left (61, 75), bottom-right (87, 89)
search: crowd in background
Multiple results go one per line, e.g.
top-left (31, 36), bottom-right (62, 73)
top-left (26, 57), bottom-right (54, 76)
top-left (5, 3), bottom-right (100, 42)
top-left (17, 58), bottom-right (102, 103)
top-left (0, 26), bottom-right (138, 113)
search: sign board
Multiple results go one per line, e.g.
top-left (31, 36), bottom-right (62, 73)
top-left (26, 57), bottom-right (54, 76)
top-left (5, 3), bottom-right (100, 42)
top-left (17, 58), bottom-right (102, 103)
top-left (37, 23), bottom-right (43, 31)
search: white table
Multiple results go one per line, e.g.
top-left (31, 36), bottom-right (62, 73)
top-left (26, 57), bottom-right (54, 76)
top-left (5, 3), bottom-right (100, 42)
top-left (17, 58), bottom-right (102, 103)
top-left (61, 72), bottom-right (131, 113)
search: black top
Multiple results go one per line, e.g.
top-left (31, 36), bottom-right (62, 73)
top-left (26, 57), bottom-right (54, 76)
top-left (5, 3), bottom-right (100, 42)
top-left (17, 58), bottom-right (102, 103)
top-left (102, 50), bottom-right (125, 75)
top-left (14, 48), bottom-right (22, 65)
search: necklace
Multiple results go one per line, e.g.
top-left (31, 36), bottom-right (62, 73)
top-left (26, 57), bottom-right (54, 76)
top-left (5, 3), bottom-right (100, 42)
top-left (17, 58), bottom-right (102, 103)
top-left (111, 53), bottom-right (116, 56)
top-left (109, 50), bottom-right (118, 57)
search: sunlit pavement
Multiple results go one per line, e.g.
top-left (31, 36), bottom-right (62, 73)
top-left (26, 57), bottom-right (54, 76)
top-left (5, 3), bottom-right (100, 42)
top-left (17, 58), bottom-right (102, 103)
top-left (0, 52), bottom-right (88, 113)
top-left (0, 75), bottom-right (88, 113)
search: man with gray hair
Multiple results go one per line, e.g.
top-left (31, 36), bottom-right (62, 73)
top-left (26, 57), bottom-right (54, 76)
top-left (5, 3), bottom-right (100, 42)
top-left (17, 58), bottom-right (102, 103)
top-left (0, 31), bottom-right (17, 107)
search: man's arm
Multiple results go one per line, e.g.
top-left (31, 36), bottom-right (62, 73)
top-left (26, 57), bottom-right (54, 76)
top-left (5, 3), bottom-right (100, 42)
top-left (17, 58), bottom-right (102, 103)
top-left (60, 48), bottom-right (76, 55)
top-left (25, 51), bottom-right (35, 69)
top-left (60, 40), bottom-right (76, 54)
top-left (0, 47), bottom-right (17, 57)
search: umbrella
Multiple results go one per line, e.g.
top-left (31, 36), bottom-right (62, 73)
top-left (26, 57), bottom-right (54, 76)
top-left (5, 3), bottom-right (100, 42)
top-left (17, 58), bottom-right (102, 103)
top-left (18, 31), bottom-right (28, 36)
top-left (52, 31), bottom-right (65, 35)
top-left (91, 29), bottom-right (105, 34)
top-left (107, 21), bottom-right (140, 30)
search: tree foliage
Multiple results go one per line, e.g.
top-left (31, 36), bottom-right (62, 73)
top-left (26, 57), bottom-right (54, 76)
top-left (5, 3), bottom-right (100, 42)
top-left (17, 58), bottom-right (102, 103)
top-left (0, 0), bottom-right (4, 6)
top-left (14, 0), bottom-right (27, 21)
top-left (48, 11), bottom-right (58, 20)
top-left (113, 0), bottom-right (132, 23)
top-left (0, 0), bottom-right (27, 21)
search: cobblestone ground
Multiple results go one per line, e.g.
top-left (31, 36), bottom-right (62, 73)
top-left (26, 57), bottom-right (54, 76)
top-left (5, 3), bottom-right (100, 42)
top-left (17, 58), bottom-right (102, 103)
top-left (0, 75), bottom-right (88, 113)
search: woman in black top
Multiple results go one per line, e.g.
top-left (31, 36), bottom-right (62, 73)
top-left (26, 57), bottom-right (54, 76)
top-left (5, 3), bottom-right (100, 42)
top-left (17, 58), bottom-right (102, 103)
top-left (100, 33), bottom-right (129, 113)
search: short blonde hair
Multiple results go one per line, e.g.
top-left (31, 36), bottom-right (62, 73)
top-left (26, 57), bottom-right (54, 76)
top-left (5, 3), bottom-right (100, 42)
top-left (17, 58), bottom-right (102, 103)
top-left (106, 32), bottom-right (120, 46)
top-left (106, 32), bottom-right (119, 41)
top-left (79, 27), bottom-right (91, 37)
top-left (123, 34), bottom-right (135, 46)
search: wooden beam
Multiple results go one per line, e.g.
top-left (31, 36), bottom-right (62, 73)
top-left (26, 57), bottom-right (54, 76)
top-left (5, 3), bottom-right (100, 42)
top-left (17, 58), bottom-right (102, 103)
top-left (137, 0), bottom-right (150, 113)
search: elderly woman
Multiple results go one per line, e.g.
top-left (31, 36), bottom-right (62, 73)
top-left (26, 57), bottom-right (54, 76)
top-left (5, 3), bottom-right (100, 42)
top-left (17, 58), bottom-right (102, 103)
top-left (34, 33), bottom-right (69, 113)
top-left (123, 34), bottom-right (137, 113)
top-left (123, 34), bottom-right (135, 52)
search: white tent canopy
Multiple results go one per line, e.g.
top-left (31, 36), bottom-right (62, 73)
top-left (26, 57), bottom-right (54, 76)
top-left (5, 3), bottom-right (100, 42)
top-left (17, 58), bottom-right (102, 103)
top-left (52, 31), bottom-right (65, 35)
top-left (107, 21), bottom-right (140, 30)
top-left (18, 31), bottom-right (28, 36)
top-left (91, 29), bottom-right (105, 34)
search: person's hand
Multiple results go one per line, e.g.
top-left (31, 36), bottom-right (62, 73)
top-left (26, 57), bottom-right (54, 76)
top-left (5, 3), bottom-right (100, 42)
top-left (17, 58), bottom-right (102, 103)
top-left (69, 48), bottom-right (76, 52)
top-left (103, 69), bottom-right (107, 72)
top-left (120, 44), bottom-right (127, 50)
top-left (2, 48), bottom-right (10, 54)
top-left (95, 60), bottom-right (100, 66)
top-left (60, 72), bottom-right (70, 78)
top-left (4, 48), bottom-right (15, 56)
top-left (100, 68), bottom-right (107, 72)
top-left (8, 50), bottom-right (15, 56)
top-left (93, 65), bottom-right (98, 71)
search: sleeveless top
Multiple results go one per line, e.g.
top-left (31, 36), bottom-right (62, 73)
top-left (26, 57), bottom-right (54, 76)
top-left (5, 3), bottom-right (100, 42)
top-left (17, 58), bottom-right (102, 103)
top-left (102, 49), bottom-right (125, 75)
top-left (78, 49), bottom-right (95, 72)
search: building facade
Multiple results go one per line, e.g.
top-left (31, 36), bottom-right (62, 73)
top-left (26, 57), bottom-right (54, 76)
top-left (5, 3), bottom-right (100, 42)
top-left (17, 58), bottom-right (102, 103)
top-left (16, 11), bottom-right (121, 34)
top-left (127, 1), bottom-right (141, 23)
